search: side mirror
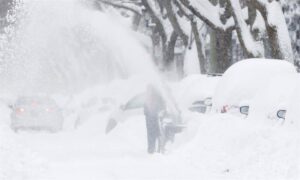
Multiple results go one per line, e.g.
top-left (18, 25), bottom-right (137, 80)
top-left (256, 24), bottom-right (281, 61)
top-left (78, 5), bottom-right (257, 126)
top-left (240, 106), bottom-right (249, 115)
top-left (8, 104), bottom-right (13, 109)
top-left (204, 98), bottom-right (212, 106)
top-left (120, 105), bottom-right (125, 111)
top-left (277, 110), bottom-right (286, 119)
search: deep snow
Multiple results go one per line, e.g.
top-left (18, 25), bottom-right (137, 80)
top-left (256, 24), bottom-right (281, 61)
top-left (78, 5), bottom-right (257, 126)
top-left (0, 0), bottom-right (299, 179)
top-left (1, 76), bottom-right (299, 180)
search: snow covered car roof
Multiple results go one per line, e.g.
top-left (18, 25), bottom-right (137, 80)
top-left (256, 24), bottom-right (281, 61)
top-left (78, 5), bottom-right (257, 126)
top-left (212, 58), bottom-right (297, 113)
top-left (172, 74), bottom-right (220, 109)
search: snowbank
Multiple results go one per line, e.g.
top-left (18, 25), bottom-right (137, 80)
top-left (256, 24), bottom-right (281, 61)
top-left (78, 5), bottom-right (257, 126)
top-left (174, 113), bottom-right (300, 180)
top-left (1, 74), bottom-right (299, 180)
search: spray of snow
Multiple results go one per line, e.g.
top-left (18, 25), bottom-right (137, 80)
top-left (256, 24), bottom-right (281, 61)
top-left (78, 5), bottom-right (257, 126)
top-left (0, 1), bottom-right (298, 179)
top-left (0, 0), bottom-right (157, 94)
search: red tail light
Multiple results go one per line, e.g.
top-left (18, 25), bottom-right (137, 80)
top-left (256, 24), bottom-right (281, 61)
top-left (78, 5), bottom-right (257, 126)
top-left (221, 105), bottom-right (229, 113)
top-left (15, 107), bottom-right (25, 114)
top-left (45, 108), bottom-right (52, 112)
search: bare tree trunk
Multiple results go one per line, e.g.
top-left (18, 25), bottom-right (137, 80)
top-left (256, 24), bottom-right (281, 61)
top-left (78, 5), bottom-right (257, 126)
top-left (164, 31), bottom-right (178, 70)
top-left (210, 29), bottom-right (232, 73)
top-left (217, 29), bottom-right (232, 73)
top-left (0, 0), bottom-right (11, 17)
top-left (162, 0), bottom-right (189, 46)
top-left (209, 29), bottom-right (218, 73)
top-left (0, 0), bottom-right (12, 30)
top-left (191, 21), bottom-right (206, 74)
top-left (132, 14), bottom-right (142, 31)
top-left (267, 25), bottom-right (284, 59)
top-left (253, 0), bottom-right (294, 62)
top-left (247, 1), bottom-right (259, 39)
top-left (227, 0), bottom-right (263, 58)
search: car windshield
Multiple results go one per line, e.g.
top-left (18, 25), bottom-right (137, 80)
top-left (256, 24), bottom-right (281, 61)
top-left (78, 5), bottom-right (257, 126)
top-left (15, 96), bottom-right (56, 107)
top-left (124, 93), bottom-right (146, 110)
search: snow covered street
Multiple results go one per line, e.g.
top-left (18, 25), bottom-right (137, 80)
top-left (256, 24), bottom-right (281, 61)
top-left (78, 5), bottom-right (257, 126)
top-left (1, 101), bottom-right (299, 180)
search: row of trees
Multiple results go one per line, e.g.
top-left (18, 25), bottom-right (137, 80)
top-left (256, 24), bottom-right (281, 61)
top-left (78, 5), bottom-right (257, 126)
top-left (96, 0), bottom-right (295, 74)
top-left (0, 0), bottom-right (11, 28)
top-left (0, 0), bottom-right (296, 75)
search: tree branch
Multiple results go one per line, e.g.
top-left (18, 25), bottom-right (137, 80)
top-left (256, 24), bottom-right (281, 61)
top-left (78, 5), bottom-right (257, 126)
top-left (97, 0), bottom-right (142, 15)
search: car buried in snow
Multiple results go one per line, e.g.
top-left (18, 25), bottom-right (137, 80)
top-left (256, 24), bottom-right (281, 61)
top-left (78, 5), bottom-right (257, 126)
top-left (213, 58), bottom-right (298, 124)
top-left (172, 74), bottom-right (220, 114)
top-left (245, 73), bottom-right (299, 125)
top-left (10, 96), bottom-right (64, 132)
top-left (188, 97), bottom-right (212, 113)
top-left (239, 105), bottom-right (250, 116)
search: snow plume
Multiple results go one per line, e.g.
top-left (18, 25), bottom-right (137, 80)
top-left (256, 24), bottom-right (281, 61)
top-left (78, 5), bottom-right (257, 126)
top-left (0, 0), bottom-right (156, 94)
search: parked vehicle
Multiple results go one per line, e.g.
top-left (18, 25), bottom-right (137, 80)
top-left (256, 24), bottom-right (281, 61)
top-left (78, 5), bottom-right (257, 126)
top-left (189, 97), bottom-right (212, 113)
top-left (10, 96), bottom-right (63, 132)
top-left (277, 80), bottom-right (300, 128)
top-left (173, 74), bottom-right (220, 114)
top-left (240, 106), bottom-right (250, 116)
top-left (213, 59), bottom-right (297, 119)
top-left (277, 110), bottom-right (286, 120)
top-left (247, 73), bottom-right (299, 124)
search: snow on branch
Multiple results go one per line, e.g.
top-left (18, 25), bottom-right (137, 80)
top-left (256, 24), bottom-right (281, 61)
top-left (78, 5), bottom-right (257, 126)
top-left (178, 0), bottom-right (231, 31)
top-left (97, 0), bottom-right (143, 15)
top-left (266, 1), bottom-right (294, 62)
top-left (144, 0), bottom-right (173, 42)
top-left (253, 0), bottom-right (294, 62)
top-left (228, 0), bottom-right (264, 58)
top-left (162, 0), bottom-right (189, 46)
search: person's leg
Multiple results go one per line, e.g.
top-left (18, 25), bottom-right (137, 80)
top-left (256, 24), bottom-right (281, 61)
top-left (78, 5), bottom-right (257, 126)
top-left (146, 117), bottom-right (158, 154)
top-left (147, 135), bottom-right (156, 154)
top-left (158, 120), bottom-right (166, 153)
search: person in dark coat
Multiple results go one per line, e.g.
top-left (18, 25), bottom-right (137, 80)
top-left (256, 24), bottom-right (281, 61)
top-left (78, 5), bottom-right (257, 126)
top-left (144, 85), bottom-right (166, 154)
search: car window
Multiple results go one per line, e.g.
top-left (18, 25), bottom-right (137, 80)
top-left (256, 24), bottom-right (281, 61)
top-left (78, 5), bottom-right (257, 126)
top-left (124, 93), bottom-right (146, 110)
